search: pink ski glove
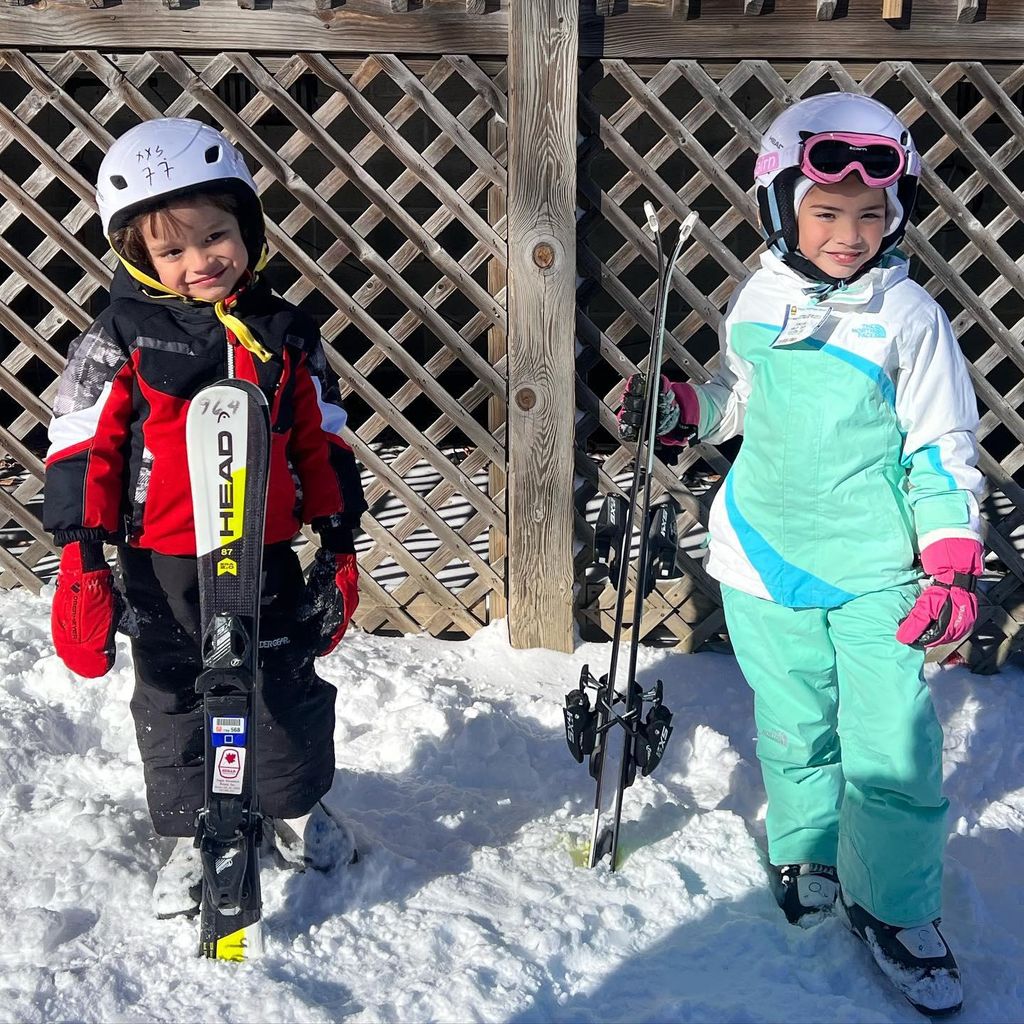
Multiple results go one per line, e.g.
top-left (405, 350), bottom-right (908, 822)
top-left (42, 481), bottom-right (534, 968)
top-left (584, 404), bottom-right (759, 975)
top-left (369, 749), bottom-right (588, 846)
top-left (663, 381), bottom-right (700, 446)
top-left (896, 538), bottom-right (983, 649)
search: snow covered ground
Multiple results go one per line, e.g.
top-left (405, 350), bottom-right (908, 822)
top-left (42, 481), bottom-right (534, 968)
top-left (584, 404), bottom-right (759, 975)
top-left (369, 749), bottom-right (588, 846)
top-left (0, 586), bottom-right (1021, 1023)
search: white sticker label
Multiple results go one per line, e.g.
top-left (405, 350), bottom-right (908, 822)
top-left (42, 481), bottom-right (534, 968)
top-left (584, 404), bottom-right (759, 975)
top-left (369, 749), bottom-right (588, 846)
top-left (212, 746), bottom-right (246, 795)
top-left (212, 716), bottom-right (246, 735)
top-left (772, 304), bottom-right (832, 348)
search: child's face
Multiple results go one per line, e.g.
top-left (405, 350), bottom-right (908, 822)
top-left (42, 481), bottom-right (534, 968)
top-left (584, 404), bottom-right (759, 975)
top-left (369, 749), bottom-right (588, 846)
top-left (796, 176), bottom-right (888, 280)
top-left (140, 200), bottom-right (248, 302)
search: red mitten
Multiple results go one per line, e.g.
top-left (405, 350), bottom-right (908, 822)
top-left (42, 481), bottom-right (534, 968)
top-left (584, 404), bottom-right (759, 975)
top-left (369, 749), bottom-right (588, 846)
top-left (896, 538), bottom-right (983, 649)
top-left (301, 549), bottom-right (360, 657)
top-left (52, 541), bottom-right (118, 678)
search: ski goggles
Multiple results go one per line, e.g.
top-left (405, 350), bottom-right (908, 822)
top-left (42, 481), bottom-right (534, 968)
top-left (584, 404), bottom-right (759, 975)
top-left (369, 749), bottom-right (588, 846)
top-left (800, 132), bottom-right (917, 189)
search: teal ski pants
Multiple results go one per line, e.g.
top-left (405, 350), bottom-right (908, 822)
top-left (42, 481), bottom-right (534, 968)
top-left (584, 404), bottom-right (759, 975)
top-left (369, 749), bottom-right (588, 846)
top-left (721, 583), bottom-right (948, 927)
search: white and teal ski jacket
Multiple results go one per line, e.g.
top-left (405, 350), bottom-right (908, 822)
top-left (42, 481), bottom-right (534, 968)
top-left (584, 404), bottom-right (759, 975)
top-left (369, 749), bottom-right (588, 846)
top-left (694, 251), bottom-right (985, 608)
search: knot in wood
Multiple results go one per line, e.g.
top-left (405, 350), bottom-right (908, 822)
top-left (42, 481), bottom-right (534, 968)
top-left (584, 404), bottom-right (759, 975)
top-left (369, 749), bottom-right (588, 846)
top-left (532, 243), bottom-right (556, 270)
top-left (515, 387), bottom-right (537, 411)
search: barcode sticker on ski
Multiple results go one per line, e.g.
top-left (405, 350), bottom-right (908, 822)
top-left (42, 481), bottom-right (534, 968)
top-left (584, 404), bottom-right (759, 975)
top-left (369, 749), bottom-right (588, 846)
top-left (213, 746), bottom-right (246, 794)
top-left (212, 717), bottom-right (246, 735)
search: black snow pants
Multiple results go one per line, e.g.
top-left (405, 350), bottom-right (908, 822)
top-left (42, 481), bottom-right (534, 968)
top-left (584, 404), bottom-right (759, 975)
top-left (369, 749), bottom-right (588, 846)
top-left (119, 542), bottom-right (337, 837)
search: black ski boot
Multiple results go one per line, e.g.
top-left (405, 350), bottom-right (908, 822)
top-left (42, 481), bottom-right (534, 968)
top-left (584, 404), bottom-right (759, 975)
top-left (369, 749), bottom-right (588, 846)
top-left (770, 862), bottom-right (840, 925)
top-left (843, 895), bottom-right (963, 1017)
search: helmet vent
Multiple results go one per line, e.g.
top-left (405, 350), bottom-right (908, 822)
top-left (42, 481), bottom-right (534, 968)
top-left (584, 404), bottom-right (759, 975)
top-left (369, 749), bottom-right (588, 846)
top-left (204, 145), bottom-right (221, 164)
top-left (110, 175), bottom-right (128, 190)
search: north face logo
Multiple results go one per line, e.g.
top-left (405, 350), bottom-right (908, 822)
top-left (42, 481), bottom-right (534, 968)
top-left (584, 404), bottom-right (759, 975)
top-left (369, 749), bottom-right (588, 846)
top-left (853, 324), bottom-right (887, 339)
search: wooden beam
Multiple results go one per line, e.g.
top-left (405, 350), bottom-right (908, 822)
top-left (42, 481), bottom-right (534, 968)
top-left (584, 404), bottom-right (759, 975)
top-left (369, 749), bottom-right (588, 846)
top-left (574, 9), bottom-right (1021, 59)
top-left (0, 1), bottom-right (509, 52)
top-left (882, 0), bottom-right (904, 18)
top-left (816, 0), bottom-right (837, 18)
top-left (0, 3), bottom-right (1018, 56)
top-left (506, 0), bottom-right (577, 652)
top-left (744, 0), bottom-right (766, 13)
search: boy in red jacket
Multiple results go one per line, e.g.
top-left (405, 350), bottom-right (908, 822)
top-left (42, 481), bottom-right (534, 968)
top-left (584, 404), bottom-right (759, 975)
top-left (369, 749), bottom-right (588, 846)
top-left (43, 118), bottom-right (367, 918)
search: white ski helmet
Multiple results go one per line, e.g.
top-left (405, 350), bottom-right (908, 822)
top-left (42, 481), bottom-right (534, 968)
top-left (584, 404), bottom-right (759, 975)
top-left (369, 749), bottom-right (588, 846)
top-left (96, 118), bottom-right (264, 266)
top-left (754, 93), bottom-right (920, 285)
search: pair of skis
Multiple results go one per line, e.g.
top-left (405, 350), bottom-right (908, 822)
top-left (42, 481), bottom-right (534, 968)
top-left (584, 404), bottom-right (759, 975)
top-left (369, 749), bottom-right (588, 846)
top-left (564, 205), bottom-right (699, 871)
top-left (185, 379), bottom-right (270, 960)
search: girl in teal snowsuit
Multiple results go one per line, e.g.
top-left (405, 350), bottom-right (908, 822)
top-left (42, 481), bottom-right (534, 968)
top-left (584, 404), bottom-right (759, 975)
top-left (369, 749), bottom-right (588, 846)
top-left (623, 93), bottom-right (984, 1016)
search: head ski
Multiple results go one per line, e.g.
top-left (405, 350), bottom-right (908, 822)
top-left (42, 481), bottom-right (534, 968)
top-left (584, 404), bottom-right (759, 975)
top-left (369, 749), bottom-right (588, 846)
top-left (185, 379), bottom-right (270, 960)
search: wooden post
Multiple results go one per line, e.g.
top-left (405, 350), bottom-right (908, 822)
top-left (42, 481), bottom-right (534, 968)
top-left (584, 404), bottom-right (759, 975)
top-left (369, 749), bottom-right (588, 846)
top-left (506, 0), bottom-right (578, 652)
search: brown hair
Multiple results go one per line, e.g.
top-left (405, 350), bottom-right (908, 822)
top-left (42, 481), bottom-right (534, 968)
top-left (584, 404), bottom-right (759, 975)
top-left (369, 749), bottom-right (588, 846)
top-left (110, 190), bottom-right (241, 275)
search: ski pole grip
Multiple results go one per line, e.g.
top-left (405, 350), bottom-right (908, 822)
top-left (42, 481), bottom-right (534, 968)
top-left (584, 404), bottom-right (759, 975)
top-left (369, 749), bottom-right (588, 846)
top-left (643, 201), bottom-right (659, 234)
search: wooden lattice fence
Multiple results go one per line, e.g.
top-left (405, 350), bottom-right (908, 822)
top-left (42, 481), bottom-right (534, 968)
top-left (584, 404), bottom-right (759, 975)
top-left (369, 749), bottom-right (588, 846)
top-left (1, 30), bottom-right (1024, 667)
top-left (0, 49), bottom-right (511, 638)
top-left (575, 59), bottom-right (1024, 671)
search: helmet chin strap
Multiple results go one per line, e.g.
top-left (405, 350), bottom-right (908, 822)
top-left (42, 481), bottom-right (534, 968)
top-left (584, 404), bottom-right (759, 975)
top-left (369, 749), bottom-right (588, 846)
top-left (783, 250), bottom-right (858, 293)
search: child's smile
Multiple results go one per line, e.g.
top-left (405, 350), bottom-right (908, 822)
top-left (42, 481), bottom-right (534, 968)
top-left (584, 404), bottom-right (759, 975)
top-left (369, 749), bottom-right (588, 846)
top-left (140, 199), bottom-right (248, 301)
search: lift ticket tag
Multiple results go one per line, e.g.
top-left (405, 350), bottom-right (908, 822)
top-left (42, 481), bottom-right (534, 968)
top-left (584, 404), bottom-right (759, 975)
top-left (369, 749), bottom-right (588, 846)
top-left (772, 304), bottom-right (832, 348)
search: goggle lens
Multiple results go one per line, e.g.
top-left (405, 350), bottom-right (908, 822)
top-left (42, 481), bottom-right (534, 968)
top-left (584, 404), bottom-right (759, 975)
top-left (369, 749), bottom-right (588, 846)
top-left (806, 139), bottom-right (903, 180)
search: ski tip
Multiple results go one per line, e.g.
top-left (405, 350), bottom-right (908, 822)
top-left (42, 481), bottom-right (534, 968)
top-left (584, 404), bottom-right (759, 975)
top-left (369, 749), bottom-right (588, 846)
top-left (680, 211), bottom-right (700, 239)
top-left (642, 201), bottom-right (659, 235)
top-left (567, 831), bottom-right (641, 871)
top-left (566, 836), bottom-right (592, 868)
top-left (200, 921), bottom-right (264, 962)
